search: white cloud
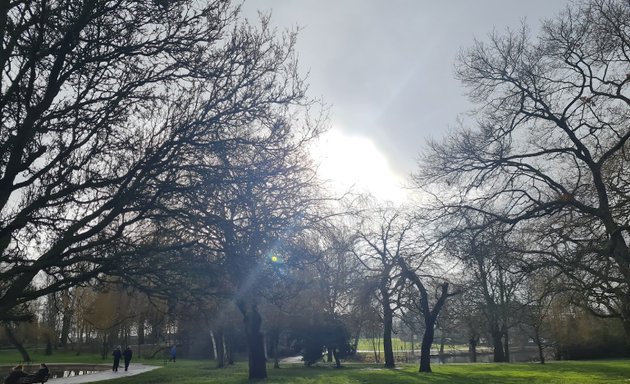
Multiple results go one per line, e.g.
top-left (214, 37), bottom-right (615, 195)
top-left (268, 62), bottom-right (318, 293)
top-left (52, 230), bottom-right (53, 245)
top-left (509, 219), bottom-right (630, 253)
top-left (311, 127), bottom-right (407, 203)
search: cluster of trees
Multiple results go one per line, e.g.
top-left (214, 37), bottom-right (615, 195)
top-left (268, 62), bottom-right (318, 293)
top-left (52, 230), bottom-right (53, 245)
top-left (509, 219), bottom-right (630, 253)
top-left (2, 0), bottom-right (630, 379)
top-left (417, 0), bottom-right (630, 351)
top-left (415, 0), bottom-right (630, 365)
top-left (0, 0), bottom-right (323, 380)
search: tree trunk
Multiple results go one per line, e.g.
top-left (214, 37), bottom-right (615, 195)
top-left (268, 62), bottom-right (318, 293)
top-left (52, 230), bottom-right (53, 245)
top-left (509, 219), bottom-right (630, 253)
top-left (400, 269), bottom-right (454, 374)
top-left (247, 329), bottom-right (266, 378)
top-left (59, 311), bottom-right (72, 347)
top-left (438, 333), bottom-right (446, 364)
top-left (86, 324), bottom-right (93, 344)
top-left (5, 325), bottom-right (31, 362)
top-left (150, 323), bottom-right (159, 344)
top-left (622, 317), bottom-right (630, 343)
top-left (75, 323), bottom-right (83, 356)
top-left (226, 332), bottom-right (235, 365)
top-left (45, 338), bottom-right (53, 356)
top-left (537, 342), bottom-right (545, 364)
top-left (137, 316), bottom-right (145, 345)
top-left (419, 316), bottom-right (436, 373)
top-left (123, 325), bottom-right (130, 348)
top-left (490, 328), bottom-right (505, 362)
top-left (239, 302), bottom-right (267, 380)
top-left (503, 327), bottom-right (510, 362)
top-left (333, 349), bottom-right (341, 368)
top-left (209, 331), bottom-right (217, 360)
top-left (352, 325), bottom-right (361, 352)
top-left (273, 342), bottom-right (280, 369)
top-left (381, 287), bottom-right (395, 368)
top-left (268, 328), bottom-right (280, 369)
top-left (611, 233), bottom-right (630, 340)
top-left (371, 336), bottom-right (380, 363)
top-left (108, 326), bottom-right (119, 353)
top-left (101, 336), bottom-right (109, 360)
top-left (469, 336), bottom-right (478, 363)
top-left (215, 330), bottom-right (225, 368)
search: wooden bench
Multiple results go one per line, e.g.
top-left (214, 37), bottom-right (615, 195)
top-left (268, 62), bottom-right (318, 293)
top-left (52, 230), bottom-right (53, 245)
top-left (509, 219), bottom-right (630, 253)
top-left (18, 375), bottom-right (49, 384)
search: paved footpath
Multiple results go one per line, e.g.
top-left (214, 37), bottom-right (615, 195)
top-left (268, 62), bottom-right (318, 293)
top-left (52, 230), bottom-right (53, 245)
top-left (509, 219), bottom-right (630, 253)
top-left (48, 364), bottom-right (161, 384)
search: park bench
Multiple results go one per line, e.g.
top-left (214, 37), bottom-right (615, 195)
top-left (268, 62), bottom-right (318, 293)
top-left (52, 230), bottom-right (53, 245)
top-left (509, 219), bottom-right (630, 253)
top-left (18, 375), bottom-right (48, 384)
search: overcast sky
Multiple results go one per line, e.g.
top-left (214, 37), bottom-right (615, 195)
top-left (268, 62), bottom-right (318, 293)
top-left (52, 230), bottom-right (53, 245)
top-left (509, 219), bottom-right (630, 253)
top-left (241, 1), bottom-right (571, 201)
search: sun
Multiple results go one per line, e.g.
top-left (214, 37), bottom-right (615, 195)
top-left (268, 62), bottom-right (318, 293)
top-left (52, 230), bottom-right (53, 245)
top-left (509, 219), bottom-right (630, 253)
top-left (310, 128), bottom-right (407, 203)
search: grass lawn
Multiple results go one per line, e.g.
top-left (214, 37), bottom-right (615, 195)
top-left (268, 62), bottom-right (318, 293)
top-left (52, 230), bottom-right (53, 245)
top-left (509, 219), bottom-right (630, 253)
top-left (0, 348), bottom-right (155, 365)
top-left (0, 349), bottom-right (101, 365)
top-left (355, 338), bottom-right (489, 354)
top-left (356, 337), bottom-right (409, 351)
top-left (2, 350), bottom-right (629, 383)
top-left (93, 359), bottom-right (630, 384)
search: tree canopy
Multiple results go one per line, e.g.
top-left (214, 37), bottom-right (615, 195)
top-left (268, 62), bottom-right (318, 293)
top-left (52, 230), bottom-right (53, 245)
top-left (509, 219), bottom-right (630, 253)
top-left (416, 0), bottom-right (630, 337)
top-left (0, 0), bottom-right (319, 325)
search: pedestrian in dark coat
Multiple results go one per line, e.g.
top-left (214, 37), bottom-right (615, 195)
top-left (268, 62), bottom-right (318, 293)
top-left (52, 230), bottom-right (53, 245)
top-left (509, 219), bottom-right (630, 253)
top-left (112, 346), bottom-right (122, 372)
top-left (31, 363), bottom-right (49, 383)
top-left (123, 346), bottom-right (133, 371)
top-left (169, 345), bottom-right (177, 362)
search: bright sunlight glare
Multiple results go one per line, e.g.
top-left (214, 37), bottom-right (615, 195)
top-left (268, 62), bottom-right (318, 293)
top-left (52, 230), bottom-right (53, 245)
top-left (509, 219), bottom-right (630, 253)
top-left (310, 128), bottom-right (407, 203)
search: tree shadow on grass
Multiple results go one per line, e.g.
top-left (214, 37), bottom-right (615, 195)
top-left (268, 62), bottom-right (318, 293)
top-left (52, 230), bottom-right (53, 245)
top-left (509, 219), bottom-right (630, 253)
top-left (163, 361), bottom-right (630, 384)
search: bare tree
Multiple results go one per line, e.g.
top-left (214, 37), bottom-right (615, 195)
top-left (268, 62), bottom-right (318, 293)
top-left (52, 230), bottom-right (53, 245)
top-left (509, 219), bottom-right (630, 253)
top-left (173, 84), bottom-right (325, 379)
top-left (518, 272), bottom-right (558, 364)
top-left (397, 246), bottom-right (459, 372)
top-left (0, 0), bottom-right (298, 312)
top-left (447, 288), bottom-right (484, 363)
top-left (214, 136), bottom-right (323, 378)
top-left (352, 207), bottom-right (408, 368)
top-left (416, 0), bottom-right (630, 339)
top-left (1, 3), bottom-right (326, 381)
top-left (443, 221), bottom-right (526, 362)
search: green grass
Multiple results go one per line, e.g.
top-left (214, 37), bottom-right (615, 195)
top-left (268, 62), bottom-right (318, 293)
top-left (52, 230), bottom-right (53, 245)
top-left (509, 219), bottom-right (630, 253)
top-left (0, 348), bottom-right (154, 366)
top-left (355, 338), bottom-right (485, 353)
top-left (2, 350), bottom-right (629, 383)
top-left (356, 337), bottom-right (409, 351)
top-left (96, 359), bottom-right (630, 384)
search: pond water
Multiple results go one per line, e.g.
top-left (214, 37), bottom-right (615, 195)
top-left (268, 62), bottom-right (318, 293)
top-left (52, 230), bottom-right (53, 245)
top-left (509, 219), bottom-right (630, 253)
top-left (1, 364), bottom-right (110, 379)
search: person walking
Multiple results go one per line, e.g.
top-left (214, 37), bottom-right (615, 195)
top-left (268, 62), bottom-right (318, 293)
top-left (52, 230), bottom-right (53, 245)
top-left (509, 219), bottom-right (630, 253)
top-left (112, 346), bottom-right (122, 372)
top-left (169, 345), bottom-right (177, 362)
top-left (123, 346), bottom-right (133, 371)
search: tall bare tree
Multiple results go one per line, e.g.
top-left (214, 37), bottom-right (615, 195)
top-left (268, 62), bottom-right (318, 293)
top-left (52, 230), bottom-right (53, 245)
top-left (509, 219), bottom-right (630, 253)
top-left (416, 0), bottom-right (630, 339)
top-left (450, 224), bottom-right (524, 362)
top-left (398, 261), bottom-right (458, 372)
top-left (352, 207), bottom-right (408, 368)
